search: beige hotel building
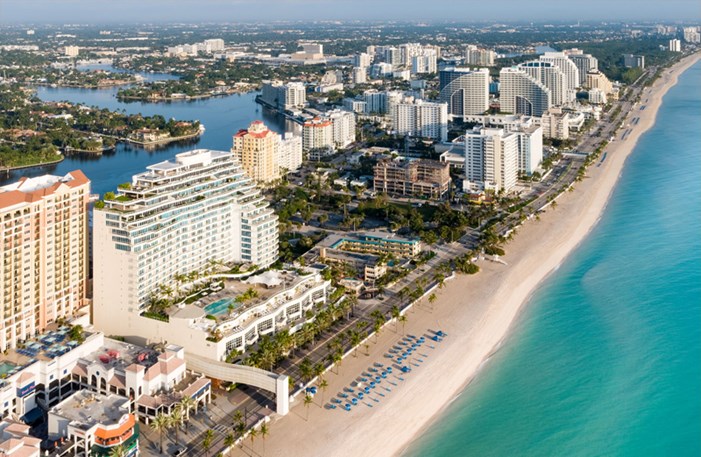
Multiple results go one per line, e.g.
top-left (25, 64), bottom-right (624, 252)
top-left (0, 171), bottom-right (90, 351)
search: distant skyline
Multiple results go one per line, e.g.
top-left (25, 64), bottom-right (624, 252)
top-left (1, 0), bottom-right (700, 24)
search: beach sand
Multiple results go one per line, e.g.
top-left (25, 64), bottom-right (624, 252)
top-left (230, 53), bottom-right (701, 457)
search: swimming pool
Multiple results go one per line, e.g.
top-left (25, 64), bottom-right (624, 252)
top-left (204, 298), bottom-right (238, 316)
top-left (0, 361), bottom-right (16, 377)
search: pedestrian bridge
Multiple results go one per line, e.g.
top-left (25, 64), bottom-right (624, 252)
top-left (185, 353), bottom-right (289, 415)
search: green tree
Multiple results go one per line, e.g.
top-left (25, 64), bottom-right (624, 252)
top-left (108, 444), bottom-right (128, 457)
top-left (203, 429), bottom-right (214, 456)
top-left (169, 406), bottom-right (184, 445)
top-left (151, 413), bottom-right (170, 455)
top-left (303, 394), bottom-right (313, 421)
top-left (224, 432), bottom-right (235, 456)
top-left (259, 422), bottom-right (269, 455)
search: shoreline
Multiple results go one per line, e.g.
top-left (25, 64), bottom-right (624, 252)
top-left (233, 52), bottom-right (701, 457)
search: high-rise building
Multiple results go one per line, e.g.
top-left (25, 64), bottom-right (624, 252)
top-left (303, 118), bottom-right (334, 152)
top-left (390, 98), bottom-right (448, 141)
top-left (93, 149), bottom-right (279, 339)
top-left (384, 47), bottom-right (401, 66)
top-left (412, 53), bottom-right (437, 75)
top-left (232, 121), bottom-right (280, 184)
top-left (64, 46), bottom-right (79, 57)
top-left (565, 49), bottom-right (599, 86)
top-left (623, 54), bottom-right (645, 69)
top-left (354, 52), bottom-right (373, 68)
top-left (669, 39), bottom-right (682, 52)
top-left (519, 61), bottom-right (571, 106)
top-left (203, 39), bottom-right (225, 52)
top-left (328, 109), bottom-right (356, 149)
top-left (438, 67), bottom-right (490, 119)
top-left (352, 66), bottom-right (367, 84)
top-left (464, 128), bottom-right (519, 192)
top-left (588, 88), bottom-right (607, 105)
top-left (260, 81), bottom-right (306, 111)
top-left (464, 45), bottom-right (495, 67)
top-left (499, 67), bottom-right (551, 116)
top-left (370, 62), bottom-right (394, 78)
top-left (279, 133), bottom-right (303, 173)
top-left (362, 90), bottom-right (387, 114)
top-left (683, 27), bottom-right (701, 43)
top-left (516, 125), bottom-right (543, 176)
top-left (539, 52), bottom-right (580, 93)
top-left (0, 171), bottom-right (90, 351)
top-left (585, 70), bottom-right (614, 94)
top-left (460, 114), bottom-right (543, 175)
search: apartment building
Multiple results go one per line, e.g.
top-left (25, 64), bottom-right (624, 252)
top-left (0, 171), bottom-right (90, 352)
top-left (303, 117), bottom-right (334, 153)
top-left (565, 49), bottom-right (599, 86)
top-left (519, 61), bottom-right (571, 106)
top-left (539, 52), bottom-right (580, 93)
top-left (232, 121), bottom-right (280, 184)
top-left (329, 233), bottom-right (421, 258)
top-left (260, 81), bottom-right (306, 111)
top-left (464, 127), bottom-right (519, 192)
top-left (464, 45), bottom-right (495, 66)
top-left (438, 67), bottom-right (490, 119)
top-left (390, 97), bottom-right (448, 141)
top-left (499, 67), bottom-right (551, 116)
top-left (93, 149), bottom-right (278, 341)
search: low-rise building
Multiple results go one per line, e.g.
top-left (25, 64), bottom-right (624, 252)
top-left (0, 420), bottom-right (41, 457)
top-left (48, 390), bottom-right (138, 457)
top-left (374, 159), bottom-right (451, 199)
top-left (327, 232), bottom-right (421, 258)
top-left (96, 269), bottom-right (330, 362)
top-left (318, 248), bottom-right (387, 284)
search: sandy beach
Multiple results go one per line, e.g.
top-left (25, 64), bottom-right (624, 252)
top-left (230, 53), bottom-right (701, 457)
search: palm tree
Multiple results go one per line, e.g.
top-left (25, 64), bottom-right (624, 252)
top-left (349, 330), bottom-right (362, 357)
top-left (428, 292), bottom-right (437, 308)
top-left (303, 394), bottom-right (313, 421)
top-left (109, 444), bottom-right (128, 457)
top-left (259, 422), bottom-right (269, 455)
top-left (179, 395), bottom-right (197, 426)
top-left (299, 357), bottom-right (314, 383)
top-left (233, 415), bottom-right (246, 440)
top-left (169, 406), bottom-right (184, 445)
top-left (203, 429), bottom-right (214, 457)
top-left (151, 413), bottom-right (170, 455)
top-left (313, 362), bottom-right (325, 381)
top-left (319, 378), bottom-right (329, 405)
top-left (390, 305), bottom-right (400, 332)
top-left (224, 432), bottom-right (235, 455)
top-left (398, 314), bottom-right (408, 335)
top-left (248, 426), bottom-right (258, 451)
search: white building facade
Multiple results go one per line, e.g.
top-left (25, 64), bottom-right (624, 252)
top-left (93, 149), bottom-right (279, 341)
top-left (464, 127), bottom-right (519, 192)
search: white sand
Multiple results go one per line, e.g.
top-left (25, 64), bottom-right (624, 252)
top-left (230, 53), bottom-right (700, 457)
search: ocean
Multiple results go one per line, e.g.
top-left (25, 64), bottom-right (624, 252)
top-left (405, 61), bottom-right (701, 457)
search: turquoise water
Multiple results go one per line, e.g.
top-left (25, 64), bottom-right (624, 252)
top-left (205, 298), bottom-right (237, 316)
top-left (406, 61), bottom-right (701, 457)
top-left (0, 362), bottom-right (16, 376)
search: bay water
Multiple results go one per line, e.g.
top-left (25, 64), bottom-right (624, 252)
top-left (2, 77), bottom-right (289, 194)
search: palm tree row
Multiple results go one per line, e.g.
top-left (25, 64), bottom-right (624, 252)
top-left (150, 395), bottom-right (198, 455)
top-left (242, 296), bottom-right (353, 372)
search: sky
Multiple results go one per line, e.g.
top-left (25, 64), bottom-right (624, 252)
top-left (1, 0), bottom-right (700, 24)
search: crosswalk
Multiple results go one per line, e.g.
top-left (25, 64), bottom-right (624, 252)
top-left (212, 423), bottom-right (229, 434)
